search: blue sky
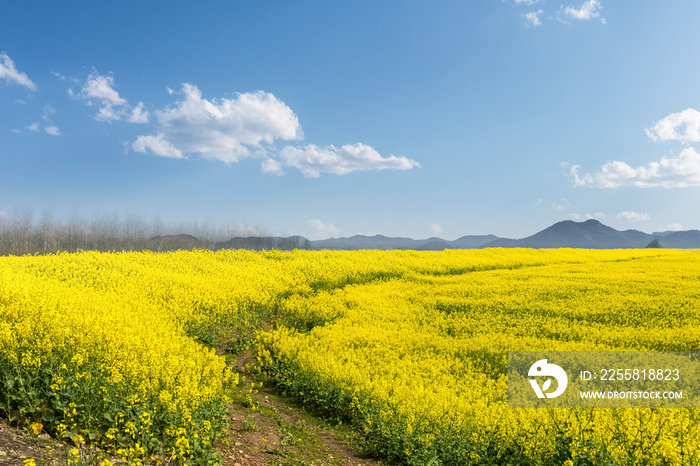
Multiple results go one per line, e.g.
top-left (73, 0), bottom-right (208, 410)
top-left (2, 1), bottom-right (700, 240)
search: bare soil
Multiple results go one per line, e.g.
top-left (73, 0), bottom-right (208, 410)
top-left (0, 349), bottom-right (385, 466)
top-left (0, 419), bottom-right (69, 465)
top-left (220, 349), bottom-right (385, 466)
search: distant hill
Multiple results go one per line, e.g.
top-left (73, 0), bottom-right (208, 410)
top-left (311, 234), bottom-right (425, 250)
top-left (452, 234), bottom-right (500, 248)
top-left (484, 219), bottom-right (650, 248)
top-left (210, 220), bottom-right (700, 252)
top-left (658, 230), bottom-right (700, 248)
top-left (310, 234), bottom-right (499, 250)
top-left (483, 219), bottom-right (700, 249)
top-left (145, 234), bottom-right (206, 251)
top-left (215, 235), bottom-right (310, 251)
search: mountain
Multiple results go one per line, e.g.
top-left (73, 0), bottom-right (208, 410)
top-left (484, 219), bottom-right (654, 249)
top-left (310, 234), bottom-right (501, 250)
top-left (211, 220), bottom-right (700, 251)
top-left (416, 239), bottom-right (454, 250)
top-left (145, 234), bottom-right (206, 251)
top-left (311, 234), bottom-right (426, 250)
top-left (452, 234), bottom-right (500, 248)
top-left (215, 235), bottom-right (310, 251)
top-left (658, 230), bottom-right (700, 248)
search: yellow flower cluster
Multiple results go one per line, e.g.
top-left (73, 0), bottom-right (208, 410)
top-left (2, 248), bottom-right (700, 464)
top-left (0, 250), bottom-right (280, 463)
top-left (255, 248), bottom-right (700, 465)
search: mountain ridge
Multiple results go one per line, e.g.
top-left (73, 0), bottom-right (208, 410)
top-left (212, 219), bottom-right (700, 250)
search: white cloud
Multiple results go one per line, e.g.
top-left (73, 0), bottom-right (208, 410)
top-left (261, 158), bottom-right (285, 176)
top-left (306, 219), bottom-right (341, 239)
top-left (569, 212), bottom-right (605, 221)
top-left (617, 211), bottom-right (650, 222)
top-left (42, 104), bottom-right (56, 121)
top-left (132, 84), bottom-right (418, 178)
top-left (0, 52), bottom-right (37, 91)
top-left (524, 10), bottom-right (543, 27)
top-left (666, 223), bottom-right (683, 232)
top-left (78, 72), bottom-right (126, 106)
top-left (430, 223), bottom-right (443, 235)
top-left (558, 0), bottom-right (605, 23)
top-left (554, 198), bottom-right (570, 211)
top-left (38, 104), bottom-right (61, 136)
top-left (646, 108), bottom-right (700, 144)
top-left (276, 143), bottom-right (419, 177)
top-left (536, 198), bottom-right (571, 211)
top-left (514, 0), bottom-right (539, 4)
top-left (44, 126), bottom-right (61, 136)
top-left (73, 71), bottom-right (148, 123)
top-left (132, 133), bottom-right (183, 159)
top-left (128, 102), bottom-right (149, 124)
top-left (25, 122), bottom-right (39, 132)
top-left (571, 148), bottom-right (700, 188)
top-left (133, 84), bottom-right (302, 163)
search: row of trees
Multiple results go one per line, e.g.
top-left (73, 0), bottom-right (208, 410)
top-left (0, 209), bottom-right (274, 256)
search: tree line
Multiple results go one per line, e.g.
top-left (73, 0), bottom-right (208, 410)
top-left (0, 209), bottom-right (309, 256)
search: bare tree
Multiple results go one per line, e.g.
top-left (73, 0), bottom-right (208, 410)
top-left (12, 208), bottom-right (34, 255)
top-left (39, 210), bottom-right (58, 254)
top-left (0, 208), bottom-right (274, 256)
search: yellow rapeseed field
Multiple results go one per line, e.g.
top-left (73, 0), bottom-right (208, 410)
top-left (1, 248), bottom-right (699, 464)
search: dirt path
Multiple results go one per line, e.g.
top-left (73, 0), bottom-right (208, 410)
top-left (0, 348), bottom-right (384, 466)
top-left (0, 419), bottom-right (69, 465)
top-left (221, 349), bottom-right (385, 466)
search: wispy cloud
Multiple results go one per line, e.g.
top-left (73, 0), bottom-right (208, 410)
top-left (40, 104), bottom-right (61, 136)
top-left (536, 197), bottom-right (570, 211)
top-left (44, 126), bottom-right (61, 136)
top-left (72, 70), bottom-right (149, 123)
top-left (133, 84), bottom-right (302, 163)
top-left (568, 212), bottom-right (605, 221)
top-left (75, 72), bottom-right (126, 106)
top-left (554, 198), bottom-right (571, 211)
top-left (617, 211), bottom-right (650, 222)
top-left (430, 223), bottom-right (443, 235)
top-left (42, 104), bottom-right (56, 121)
top-left (128, 102), bottom-right (149, 124)
top-left (275, 143), bottom-right (419, 177)
top-left (131, 134), bottom-right (183, 159)
top-left (558, 0), bottom-right (605, 24)
top-left (0, 52), bottom-right (37, 91)
top-left (666, 223), bottom-right (683, 232)
top-left (306, 219), bottom-right (341, 239)
top-left (646, 108), bottom-right (700, 144)
top-left (524, 10), bottom-right (544, 27)
top-left (572, 147), bottom-right (700, 188)
top-left (514, 0), bottom-right (604, 27)
top-left (261, 158), bottom-right (285, 176)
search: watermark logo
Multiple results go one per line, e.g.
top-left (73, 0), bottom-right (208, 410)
top-left (528, 359), bottom-right (568, 399)
top-left (509, 352), bottom-right (698, 408)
